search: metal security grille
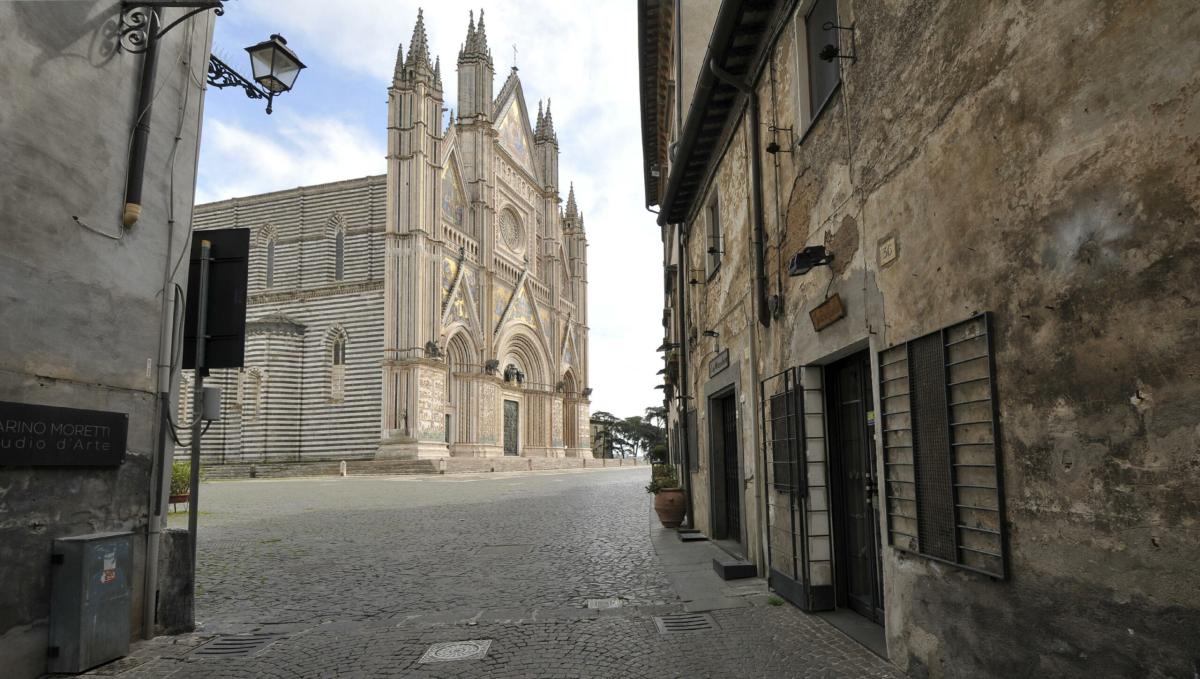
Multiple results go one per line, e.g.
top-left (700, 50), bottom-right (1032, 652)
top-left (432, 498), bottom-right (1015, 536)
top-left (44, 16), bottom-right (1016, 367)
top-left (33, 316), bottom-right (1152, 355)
top-left (192, 633), bottom-right (284, 658)
top-left (909, 334), bottom-right (956, 562)
top-left (654, 613), bottom-right (716, 634)
top-left (877, 313), bottom-right (1007, 579)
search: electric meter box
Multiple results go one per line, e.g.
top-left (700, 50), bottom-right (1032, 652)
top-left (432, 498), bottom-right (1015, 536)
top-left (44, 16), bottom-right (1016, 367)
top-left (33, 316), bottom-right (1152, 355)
top-left (46, 531), bottom-right (133, 674)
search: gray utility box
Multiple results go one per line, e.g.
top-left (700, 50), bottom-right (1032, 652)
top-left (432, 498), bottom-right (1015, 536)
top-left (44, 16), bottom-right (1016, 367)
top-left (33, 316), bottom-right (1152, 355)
top-left (47, 531), bottom-right (134, 674)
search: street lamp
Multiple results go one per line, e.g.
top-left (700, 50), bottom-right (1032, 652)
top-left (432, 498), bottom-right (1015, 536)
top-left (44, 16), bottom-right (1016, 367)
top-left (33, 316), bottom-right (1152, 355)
top-left (119, 2), bottom-right (307, 226)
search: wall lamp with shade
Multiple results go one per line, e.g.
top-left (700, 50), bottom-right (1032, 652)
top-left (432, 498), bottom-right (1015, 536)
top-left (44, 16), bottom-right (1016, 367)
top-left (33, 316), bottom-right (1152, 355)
top-left (118, 2), bottom-right (306, 226)
top-left (702, 330), bottom-right (719, 338)
top-left (788, 245), bottom-right (835, 276)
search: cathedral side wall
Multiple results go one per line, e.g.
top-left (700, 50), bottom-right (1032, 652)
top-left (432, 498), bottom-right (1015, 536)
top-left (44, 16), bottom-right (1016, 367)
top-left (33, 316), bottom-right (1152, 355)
top-left (185, 177), bottom-right (387, 464)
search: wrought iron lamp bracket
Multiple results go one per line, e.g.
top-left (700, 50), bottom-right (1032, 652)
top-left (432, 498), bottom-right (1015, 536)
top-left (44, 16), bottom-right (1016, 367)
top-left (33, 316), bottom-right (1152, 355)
top-left (819, 21), bottom-right (858, 63)
top-left (120, 1), bottom-right (226, 53)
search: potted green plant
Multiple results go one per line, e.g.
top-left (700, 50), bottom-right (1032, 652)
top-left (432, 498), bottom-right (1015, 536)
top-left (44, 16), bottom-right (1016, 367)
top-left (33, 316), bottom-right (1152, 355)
top-left (646, 464), bottom-right (686, 528)
top-left (169, 461), bottom-right (191, 507)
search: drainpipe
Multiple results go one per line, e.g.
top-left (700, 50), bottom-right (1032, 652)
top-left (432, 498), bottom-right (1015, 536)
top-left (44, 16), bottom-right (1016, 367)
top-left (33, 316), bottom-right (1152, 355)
top-left (677, 226), bottom-right (694, 528)
top-left (708, 59), bottom-right (769, 329)
top-left (123, 8), bottom-right (162, 228)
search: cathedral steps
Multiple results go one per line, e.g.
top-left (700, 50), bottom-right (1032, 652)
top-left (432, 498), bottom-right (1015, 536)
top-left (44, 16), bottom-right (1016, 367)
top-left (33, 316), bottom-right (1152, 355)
top-left (193, 457), bottom-right (644, 481)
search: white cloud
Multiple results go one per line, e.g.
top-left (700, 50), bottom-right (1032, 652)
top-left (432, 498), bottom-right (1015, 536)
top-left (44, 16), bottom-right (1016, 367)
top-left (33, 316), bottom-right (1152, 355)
top-left (200, 1), bottom-right (662, 418)
top-left (196, 115), bottom-right (384, 204)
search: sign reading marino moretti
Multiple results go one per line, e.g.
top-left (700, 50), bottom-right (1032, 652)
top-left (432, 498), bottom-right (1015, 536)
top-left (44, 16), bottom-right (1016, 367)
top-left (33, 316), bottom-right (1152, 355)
top-left (0, 401), bottom-right (128, 466)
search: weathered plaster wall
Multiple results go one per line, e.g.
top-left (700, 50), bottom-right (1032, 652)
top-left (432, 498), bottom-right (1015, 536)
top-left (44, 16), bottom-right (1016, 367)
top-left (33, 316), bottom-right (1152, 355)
top-left (747, 1), bottom-right (1199, 677)
top-left (0, 3), bottom-right (212, 676)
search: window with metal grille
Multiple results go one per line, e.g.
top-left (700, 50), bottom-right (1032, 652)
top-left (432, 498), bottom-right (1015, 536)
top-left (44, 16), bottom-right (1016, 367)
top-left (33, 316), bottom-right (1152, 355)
top-left (877, 313), bottom-right (1007, 578)
top-left (705, 193), bottom-right (721, 277)
top-left (762, 369), bottom-right (803, 494)
top-left (805, 0), bottom-right (841, 120)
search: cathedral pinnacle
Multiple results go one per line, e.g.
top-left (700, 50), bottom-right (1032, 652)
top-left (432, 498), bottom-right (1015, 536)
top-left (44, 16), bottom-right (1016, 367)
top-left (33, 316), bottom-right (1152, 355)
top-left (404, 9), bottom-right (432, 74)
top-left (565, 183), bottom-right (579, 220)
top-left (433, 56), bottom-right (442, 89)
top-left (392, 42), bottom-right (404, 83)
top-left (536, 100), bottom-right (545, 136)
top-left (542, 98), bottom-right (557, 142)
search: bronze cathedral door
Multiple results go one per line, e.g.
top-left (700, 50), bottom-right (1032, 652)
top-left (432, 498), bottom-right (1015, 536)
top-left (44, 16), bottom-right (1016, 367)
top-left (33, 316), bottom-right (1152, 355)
top-left (503, 400), bottom-right (519, 456)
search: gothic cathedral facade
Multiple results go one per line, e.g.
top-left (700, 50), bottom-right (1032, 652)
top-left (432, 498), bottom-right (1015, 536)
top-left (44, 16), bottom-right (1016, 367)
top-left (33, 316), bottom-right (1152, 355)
top-left (185, 11), bottom-right (591, 462)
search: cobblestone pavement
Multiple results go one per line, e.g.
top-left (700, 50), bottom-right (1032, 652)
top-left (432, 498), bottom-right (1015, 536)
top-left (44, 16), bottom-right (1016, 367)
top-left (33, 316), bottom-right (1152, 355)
top-left (87, 468), bottom-right (903, 678)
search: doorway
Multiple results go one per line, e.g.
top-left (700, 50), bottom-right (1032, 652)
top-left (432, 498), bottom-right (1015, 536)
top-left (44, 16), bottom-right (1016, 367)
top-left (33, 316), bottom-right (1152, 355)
top-left (826, 350), bottom-right (884, 623)
top-left (710, 390), bottom-right (741, 546)
top-left (503, 400), bottom-right (519, 456)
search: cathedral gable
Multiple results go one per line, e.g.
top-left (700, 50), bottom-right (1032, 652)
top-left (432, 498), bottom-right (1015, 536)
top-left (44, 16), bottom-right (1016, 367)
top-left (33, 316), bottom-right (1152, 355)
top-left (496, 93), bottom-right (536, 172)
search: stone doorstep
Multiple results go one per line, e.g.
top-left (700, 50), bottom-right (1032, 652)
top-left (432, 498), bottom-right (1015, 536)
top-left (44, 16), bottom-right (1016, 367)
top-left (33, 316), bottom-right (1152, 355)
top-left (712, 557), bottom-right (758, 581)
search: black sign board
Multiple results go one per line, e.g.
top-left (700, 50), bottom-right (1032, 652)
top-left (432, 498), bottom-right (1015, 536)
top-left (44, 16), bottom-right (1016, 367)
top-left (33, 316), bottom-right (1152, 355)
top-left (183, 228), bottom-right (249, 370)
top-left (0, 401), bottom-right (128, 466)
top-left (709, 349), bottom-right (730, 377)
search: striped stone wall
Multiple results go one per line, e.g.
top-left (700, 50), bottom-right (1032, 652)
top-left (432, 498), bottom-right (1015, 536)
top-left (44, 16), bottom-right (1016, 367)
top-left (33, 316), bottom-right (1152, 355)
top-left (176, 176), bottom-right (387, 463)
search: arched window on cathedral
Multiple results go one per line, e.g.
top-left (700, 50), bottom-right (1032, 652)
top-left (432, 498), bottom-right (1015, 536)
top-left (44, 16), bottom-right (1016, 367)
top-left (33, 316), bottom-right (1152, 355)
top-left (335, 230), bottom-right (345, 281)
top-left (266, 240), bottom-right (276, 289)
top-left (242, 369), bottom-right (263, 421)
top-left (329, 328), bottom-right (348, 404)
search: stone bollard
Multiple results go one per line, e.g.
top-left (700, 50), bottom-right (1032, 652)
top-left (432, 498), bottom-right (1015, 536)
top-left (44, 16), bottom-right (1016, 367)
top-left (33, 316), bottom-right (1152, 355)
top-left (340, 460), bottom-right (348, 477)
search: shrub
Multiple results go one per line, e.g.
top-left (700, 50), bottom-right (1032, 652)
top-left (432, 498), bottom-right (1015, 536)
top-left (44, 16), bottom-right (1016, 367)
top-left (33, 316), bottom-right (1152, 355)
top-left (647, 443), bottom-right (668, 465)
top-left (645, 465), bottom-right (680, 494)
top-left (170, 461), bottom-right (191, 496)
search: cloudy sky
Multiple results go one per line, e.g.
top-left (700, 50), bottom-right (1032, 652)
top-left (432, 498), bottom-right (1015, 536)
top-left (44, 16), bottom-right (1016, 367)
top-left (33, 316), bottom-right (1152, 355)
top-left (195, 1), bottom-right (661, 418)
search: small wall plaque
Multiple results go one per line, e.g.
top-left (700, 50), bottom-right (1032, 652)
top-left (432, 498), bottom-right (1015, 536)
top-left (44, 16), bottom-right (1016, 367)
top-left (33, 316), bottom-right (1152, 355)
top-left (810, 294), bottom-right (846, 331)
top-left (709, 349), bottom-right (730, 377)
top-left (0, 401), bottom-right (127, 466)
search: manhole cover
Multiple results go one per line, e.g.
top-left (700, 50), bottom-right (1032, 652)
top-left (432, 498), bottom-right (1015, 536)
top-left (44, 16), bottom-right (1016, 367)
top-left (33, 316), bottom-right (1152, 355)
top-left (192, 633), bottom-right (284, 658)
top-left (586, 598), bottom-right (623, 609)
top-left (418, 639), bottom-right (492, 663)
top-left (654, 613), bottom-right (716, 634)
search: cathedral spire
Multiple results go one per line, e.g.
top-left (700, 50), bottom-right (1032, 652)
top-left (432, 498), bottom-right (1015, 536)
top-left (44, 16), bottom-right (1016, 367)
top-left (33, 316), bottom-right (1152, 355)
top-left (565, 183), bottom-right (579, 220)
top-left (461, 10), bottom-right (476, 57)
top-left (433, 56), bottom-right (442, 90)
top-left (404, 9), bottom-right (432, 74)
top-left (536, 100), bottom-right (545, 136)
top-left (543, 98), bottom-right (557, 142)
top-left (475, 8), bottom-right (490, 55)
top-left (392, 42), bottom-right (404, 83)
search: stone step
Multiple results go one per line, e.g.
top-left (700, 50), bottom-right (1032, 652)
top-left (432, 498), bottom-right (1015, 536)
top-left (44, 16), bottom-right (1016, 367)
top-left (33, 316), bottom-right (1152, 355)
top-left (712, 557), bottom-right (757, 580)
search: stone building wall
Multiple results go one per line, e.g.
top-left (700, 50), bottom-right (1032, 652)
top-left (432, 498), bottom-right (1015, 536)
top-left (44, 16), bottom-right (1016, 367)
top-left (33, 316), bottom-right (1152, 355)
top-left (646, 0), bottom-right (1200, 677)
top-left (0, 3), bottom-right (213, 676)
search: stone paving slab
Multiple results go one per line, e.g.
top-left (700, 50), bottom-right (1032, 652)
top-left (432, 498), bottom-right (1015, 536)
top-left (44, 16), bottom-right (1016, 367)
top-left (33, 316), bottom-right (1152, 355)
top-left (78, 468), bottom-right (903, 678)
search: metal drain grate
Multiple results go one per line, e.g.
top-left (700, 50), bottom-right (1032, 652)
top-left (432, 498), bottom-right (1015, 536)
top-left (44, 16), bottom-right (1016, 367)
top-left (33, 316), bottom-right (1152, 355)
top-left (192, 633), bottom-right (284, 658)
top-left (418, 639), bottom-right (492, 663)
top-left (653, 613), bottom-right (716, 634)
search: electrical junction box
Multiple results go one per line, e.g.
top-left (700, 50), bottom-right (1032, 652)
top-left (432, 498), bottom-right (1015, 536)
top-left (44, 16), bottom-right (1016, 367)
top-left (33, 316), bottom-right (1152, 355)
top-left (47, 531), bottom-right (133, 674)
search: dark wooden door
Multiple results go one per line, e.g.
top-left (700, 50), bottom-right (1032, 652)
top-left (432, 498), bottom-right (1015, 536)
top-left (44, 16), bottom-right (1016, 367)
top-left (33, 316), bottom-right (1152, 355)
top-left (828, 352), bottom-right (884, 622)
top-left (717, 393), bottom-right (741, 542)
top-left (503, 400), bottom-right (519, 456)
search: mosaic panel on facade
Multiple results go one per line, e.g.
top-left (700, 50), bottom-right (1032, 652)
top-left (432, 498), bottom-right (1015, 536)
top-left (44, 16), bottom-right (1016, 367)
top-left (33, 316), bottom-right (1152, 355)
top-left (497, 98), bottom-right (534, 171)
top-left (440, 162), bottom-right (466, 228)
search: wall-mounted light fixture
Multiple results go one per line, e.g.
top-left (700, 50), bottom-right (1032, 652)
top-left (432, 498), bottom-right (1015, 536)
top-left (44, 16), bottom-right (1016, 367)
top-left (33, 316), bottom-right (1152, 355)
top-left (118, 2), bottom-right (306, 227)
top-left (819, 21), bottom-right (857, 63)
top-left (788, 245), bottom-right (835, 276)
top-left (765, 125), bottom-right (794, 155)
top-left (702, 330), bottom-right (720, 338)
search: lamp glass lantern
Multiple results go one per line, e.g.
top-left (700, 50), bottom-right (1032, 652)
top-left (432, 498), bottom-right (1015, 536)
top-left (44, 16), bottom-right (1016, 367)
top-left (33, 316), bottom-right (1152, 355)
top-left (246, 34), bottom-right (306, 94)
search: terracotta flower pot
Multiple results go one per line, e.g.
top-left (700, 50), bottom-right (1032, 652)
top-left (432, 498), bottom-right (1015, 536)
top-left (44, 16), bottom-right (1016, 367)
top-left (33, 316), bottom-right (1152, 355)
top-left (653, 488), bottom-right (686, 528)
top-left (169, 493), bottom-right (189, 504)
